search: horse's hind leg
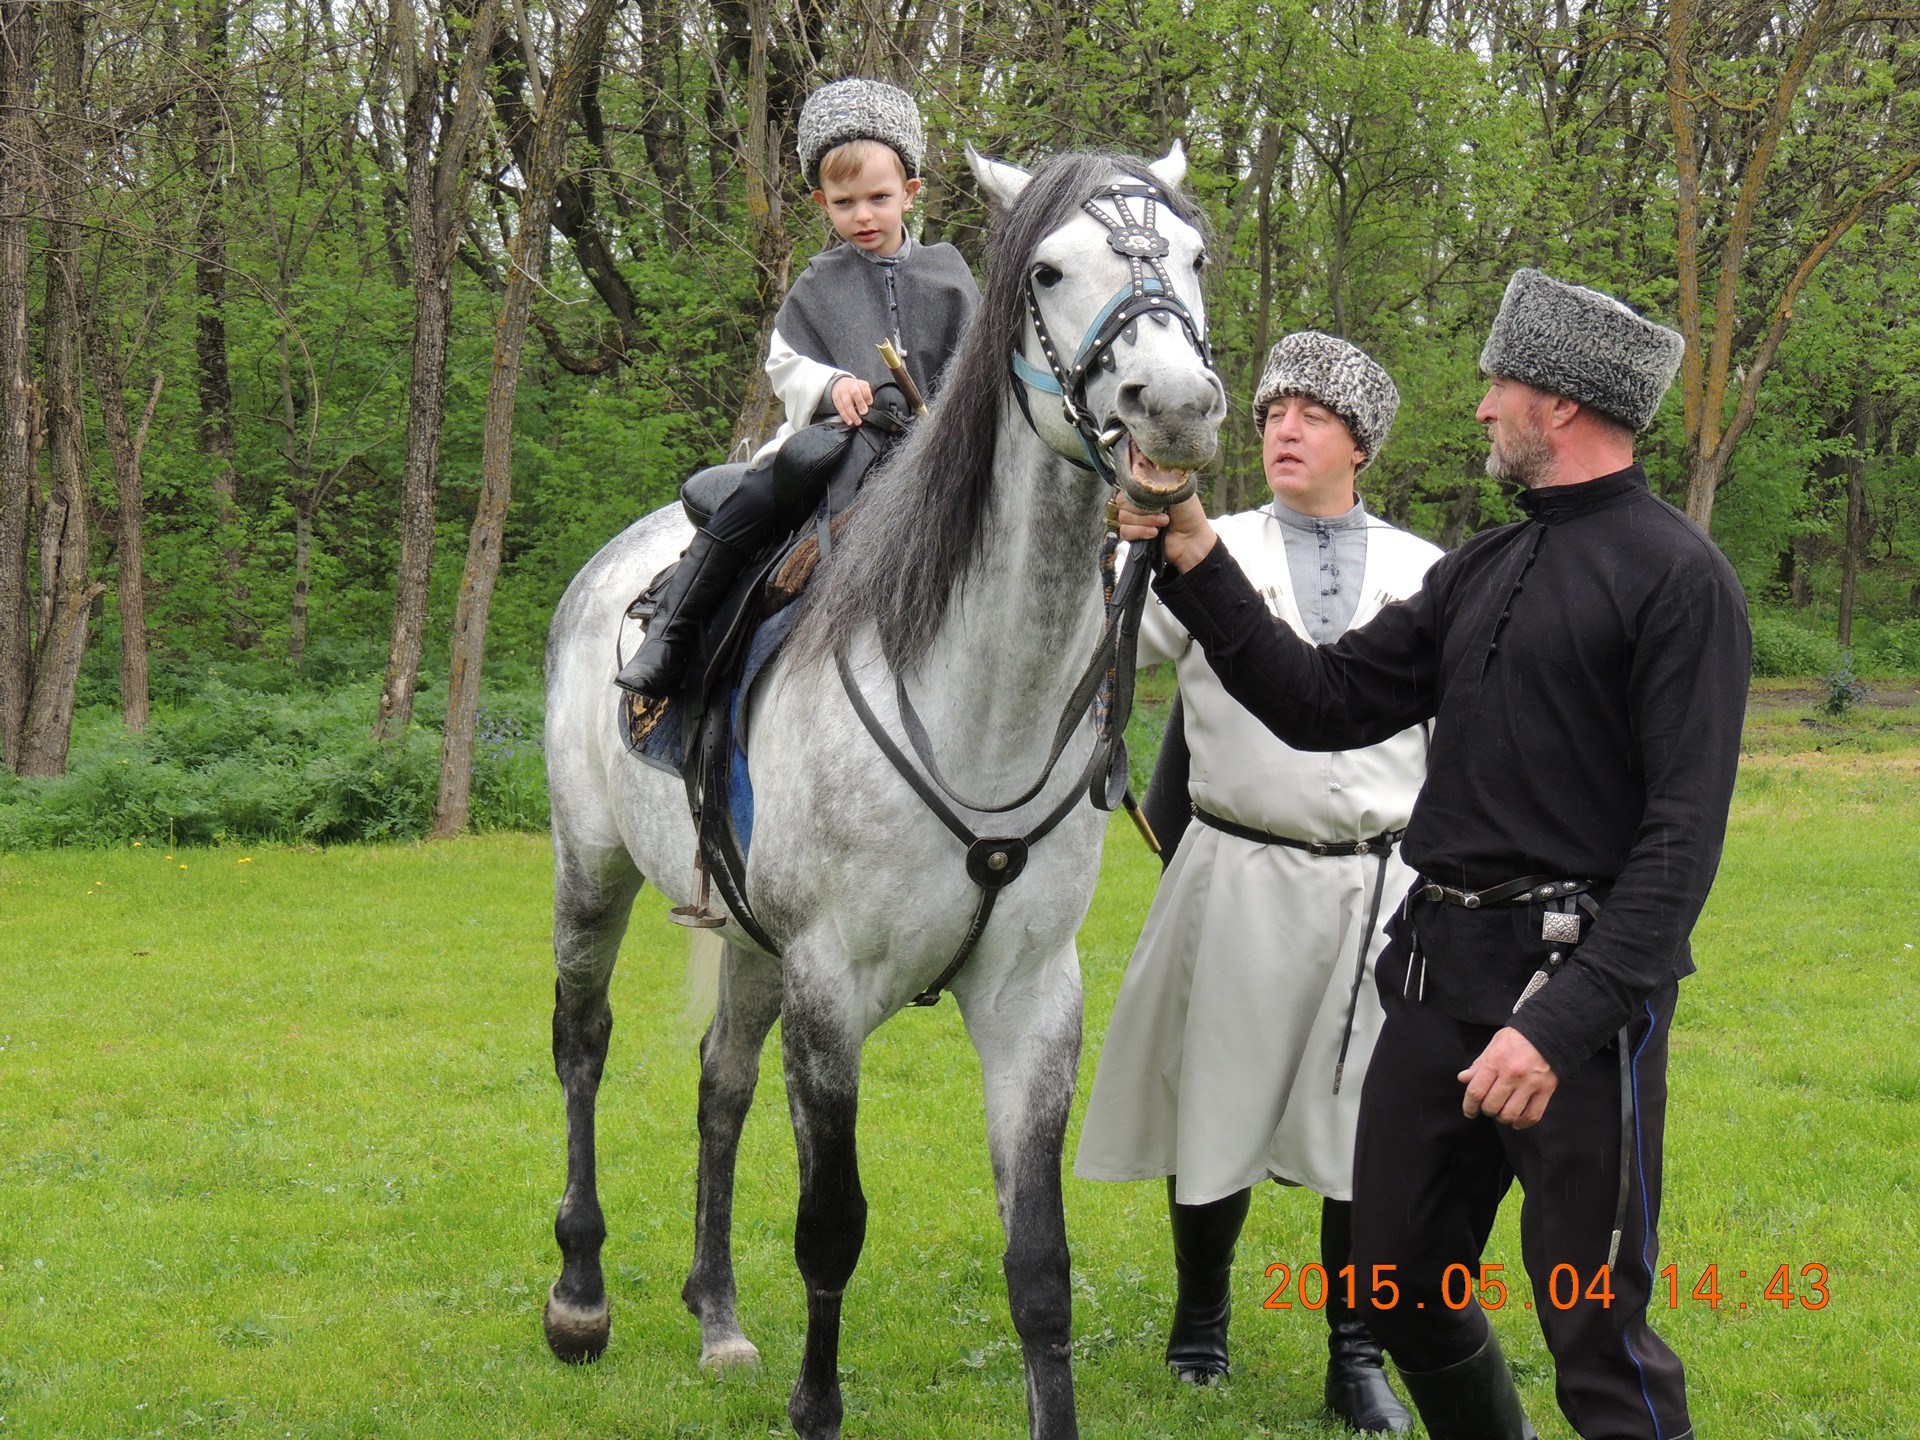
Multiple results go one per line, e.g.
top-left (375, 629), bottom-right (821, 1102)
top-left (543, 842), bottom-right (643, 1364)
top-left (780, 956), bottom-right (867, 1440)
top-left (956, 948), bottom-right (1084, 1440)
top-left (683, 941), bottom-right (781, 1371)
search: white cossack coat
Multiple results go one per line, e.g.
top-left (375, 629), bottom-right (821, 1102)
top-left (1075, 503), bottom-right (1442, 1205)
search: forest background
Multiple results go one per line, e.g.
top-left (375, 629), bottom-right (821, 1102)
top-left (1, 0), bottom-right (1917, 845)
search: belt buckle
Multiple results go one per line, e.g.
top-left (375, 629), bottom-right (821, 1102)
top-left (1542, 911), bottom-right (1582, 943)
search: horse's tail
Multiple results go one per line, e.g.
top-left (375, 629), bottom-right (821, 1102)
top-left (680, 928), bottom-right (726, 1036)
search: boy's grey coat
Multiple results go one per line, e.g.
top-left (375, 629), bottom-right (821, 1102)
top-left (1479, 268), bottom-right (1684, 431)
top-left (774, 242), bottom-right (978, 408)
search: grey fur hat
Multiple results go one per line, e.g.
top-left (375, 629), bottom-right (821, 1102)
top-left (1479, 268), bottom-right (1684, 431)
top-left (1252, 331), bottom-right (1399, 470)
top-left (797, 78), bottom-right (925, 189)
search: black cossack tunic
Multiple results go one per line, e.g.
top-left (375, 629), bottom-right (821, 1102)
top-left (1157, 465), bottom-right (1752, 1075)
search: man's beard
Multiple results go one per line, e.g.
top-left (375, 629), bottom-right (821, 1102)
top-left (1485, 411), bottom-right (1555, 486)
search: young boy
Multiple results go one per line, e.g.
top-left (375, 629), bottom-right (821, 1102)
top-left (616, 77), bottom-right (978, 698)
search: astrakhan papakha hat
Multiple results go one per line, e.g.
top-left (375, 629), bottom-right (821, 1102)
top-left (1252, 331), bottom-right (1399, 471)
top-left (1479, 268), bottom-right (1685, 431)
top-left (797, 78), bottom-right (925, 189)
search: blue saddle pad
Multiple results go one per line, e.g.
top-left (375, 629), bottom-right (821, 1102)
top-left (627, 602), bottom-right (803, 859)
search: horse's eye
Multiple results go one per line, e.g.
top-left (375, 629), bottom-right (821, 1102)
top-left (1032, 263), bottom-right (1063, 288)
top-left (1192, 250), bottom-right (1209, 274)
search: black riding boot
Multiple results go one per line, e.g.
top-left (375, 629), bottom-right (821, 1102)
top-left (1321, 1198), bottom-right (1413, 1433)
top-left (614, 528), bottom-right (754, 699)
top-left (1164, 1179), bottom-right (1251, 1384)
top-left (1397, 1329), bottom-right (1539, 1440)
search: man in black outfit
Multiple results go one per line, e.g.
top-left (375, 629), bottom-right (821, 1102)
top-left (1116, 269), bottom-right (1750, 1440)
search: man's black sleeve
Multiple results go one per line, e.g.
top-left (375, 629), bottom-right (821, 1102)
top-left (1506, 542), bottom-right (1751, 1073)
top-left (1155, 538), bottom-right (1440, 753)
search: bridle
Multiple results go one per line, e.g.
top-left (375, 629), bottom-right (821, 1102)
top-left (829, 180), bottom-right (1207, 1006)
top-left (1008, 179), bottom-right (1213, 482)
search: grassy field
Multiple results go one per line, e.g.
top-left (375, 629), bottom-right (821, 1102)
top-left (2, 715), bottom-right (1916, 1438)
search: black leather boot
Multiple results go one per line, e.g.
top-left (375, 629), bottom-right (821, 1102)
top-left (1326, 1319), bottom-right (1414, 1433)
top-left (614, 529), bottom-right (753, 699)
top-left (1397, 1330), bottom-right (1539, 1440)
top-left (1321, 1198), bottom-right (1413, 1432)
top-left (1164, 1179), bottom-right (1250, 1384)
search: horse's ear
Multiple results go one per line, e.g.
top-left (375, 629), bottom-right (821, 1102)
top-left (1147, 140), bottom-right (1188, 191)
top-left (967, 143), bottom-right (1031, 210)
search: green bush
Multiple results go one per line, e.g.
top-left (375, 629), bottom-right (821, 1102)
top-left (1858, 618), bottom-right (1920, 677)
top-left (1748, 612), bottom-right (1841, 679)
top-left (0, 676), bottom-right (549, 850)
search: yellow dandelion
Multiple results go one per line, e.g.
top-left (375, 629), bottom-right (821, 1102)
top-left (132, 841), bottom-right (142, 848)
top-left (238, 857), bottom-right (253, 865)
top-left (178, 864), bottom-right (188, 871)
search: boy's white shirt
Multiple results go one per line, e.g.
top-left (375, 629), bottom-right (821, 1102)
top-left (752, 327), bottom-right (846, 463)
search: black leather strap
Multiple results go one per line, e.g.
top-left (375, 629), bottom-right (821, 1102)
top-left (836, 646), bottom-right (1100, 1007)
top-left (1191, 804), bottom-right (1403, 859)
top-left (1417, 875), bottom-right (1592, 910)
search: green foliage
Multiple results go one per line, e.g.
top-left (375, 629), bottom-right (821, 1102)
top-left (0, 675), bottom-right (549, 849)
top-left (1749, 612), bottom-right (1843, 679)
top-left (1857, 619), bottom-right (1920, 676)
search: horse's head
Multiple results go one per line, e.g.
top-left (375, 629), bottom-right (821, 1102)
top-left (967, 144), bottom-right (1227, 510)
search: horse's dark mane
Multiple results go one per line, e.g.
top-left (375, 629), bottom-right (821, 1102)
top-left (788, 150), bottom-right (1201, 673)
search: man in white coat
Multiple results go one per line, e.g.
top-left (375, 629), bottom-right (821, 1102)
top-left (1076, 332), bottom-right (1441, 1434)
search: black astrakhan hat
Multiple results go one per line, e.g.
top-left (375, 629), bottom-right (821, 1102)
top-left (1479, 269), bottom-right (1685, 431)
top-left (1252, 331), bottom-right (1399, 471)
top-left (796, 78), bottom-right (925, 189)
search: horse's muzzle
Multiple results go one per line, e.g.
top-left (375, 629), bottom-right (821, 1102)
top-left (1111, 430), bottom-right (1199, 511)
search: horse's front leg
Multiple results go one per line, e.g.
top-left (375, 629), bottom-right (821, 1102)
top-left (543, 845), bottom-right (642, 1363)
top-left (682, 940), bottom-right (782, 1371)
top-left (781, 955), bottom-right (868, 1440)
top-left (955, 943), bottom-right (1084, 1440)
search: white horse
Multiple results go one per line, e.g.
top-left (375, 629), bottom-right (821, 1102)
top-left (539, 146), bottom-right (1226, 1440)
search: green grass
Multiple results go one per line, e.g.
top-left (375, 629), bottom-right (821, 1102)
top-left (2, 756), bottom-right (1916, 1437)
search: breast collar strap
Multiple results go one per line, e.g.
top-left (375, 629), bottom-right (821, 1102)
top-left (1009, 181), bottom-right (1212, 481)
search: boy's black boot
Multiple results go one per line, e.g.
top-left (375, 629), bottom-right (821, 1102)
top-left (1320, 1197), bottom-right (1412, 1433)
top-left (615, 529), bottom-right (753, 699)
top-left (1164, 1180), bottom-right (1250, 1385)
top-left (1397, 1331), bottom-right (1539, 1440)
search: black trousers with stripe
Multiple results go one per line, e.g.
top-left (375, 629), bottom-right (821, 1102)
top-left (1351, 935), bottom-right (1692, 1440)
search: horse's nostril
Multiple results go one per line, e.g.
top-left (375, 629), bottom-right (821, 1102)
top-left (1116, 381), bottom-right (1148, 415)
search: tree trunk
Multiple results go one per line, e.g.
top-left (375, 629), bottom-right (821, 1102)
top-left (19, 1), bottom-right (99, 777)
top-left (432, 0), bottom-right (618, 837)
top-left (291, 498), bottom-right (314, 668)
top-left (83, 317), bottom-right (158, 733)
top-left (191, 0), bottom-right (250, 647)
top-left (373, 0), bottom-right (503, 743)
top-left (1836, 390), bottom-right (1870, 650)
top-left (0, 0), bottom-right (34, 770)
top-left (724, 0), bottom-right (792, 460)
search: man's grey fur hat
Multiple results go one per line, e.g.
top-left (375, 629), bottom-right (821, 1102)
top-left (1252, 331), bottom-right (1399, 470)
top-left (1479, 268), bottom-right (1685, 431)
top-left (797, 78), bottom-right (925, 189)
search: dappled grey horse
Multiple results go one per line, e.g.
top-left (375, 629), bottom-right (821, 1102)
top-left (539, 145), bottom-right (1225, 1439)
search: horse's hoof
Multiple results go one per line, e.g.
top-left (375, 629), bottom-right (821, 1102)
top-left (699, 1336), bottom-right (763, 1375)
top-left (544, 1284), bottom-right (611, 1364)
